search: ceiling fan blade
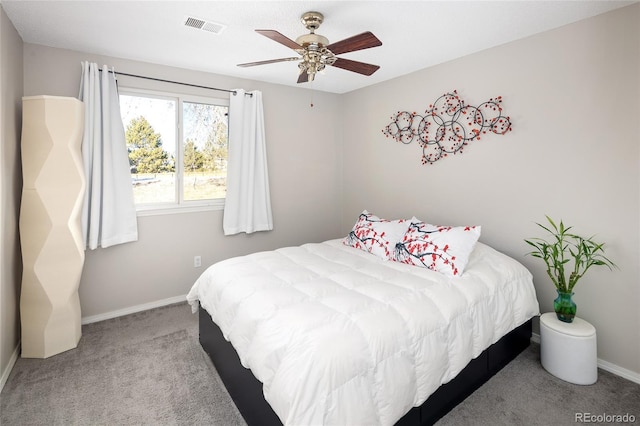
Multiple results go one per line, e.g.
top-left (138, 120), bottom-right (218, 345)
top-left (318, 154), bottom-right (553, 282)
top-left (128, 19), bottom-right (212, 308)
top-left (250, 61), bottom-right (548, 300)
top-left (297, 71), bottom-right (309, 84)
top-left (326, 31), bottom-right (382, 55)
top-left (330, 58), bottom-right (380, 76)
top-left (256, 30), bottom-right (302, 50)
top-left (238, 57), bottom-right (300, 67)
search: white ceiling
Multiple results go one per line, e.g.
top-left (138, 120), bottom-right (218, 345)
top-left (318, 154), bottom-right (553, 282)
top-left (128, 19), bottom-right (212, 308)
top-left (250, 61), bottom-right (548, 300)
top-left (2, 0), bottom-right (636, 94)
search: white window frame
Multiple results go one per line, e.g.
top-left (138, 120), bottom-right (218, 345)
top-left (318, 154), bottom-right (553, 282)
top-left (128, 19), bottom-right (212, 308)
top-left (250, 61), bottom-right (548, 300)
top-left (119, 87), bottom-right (230, 216)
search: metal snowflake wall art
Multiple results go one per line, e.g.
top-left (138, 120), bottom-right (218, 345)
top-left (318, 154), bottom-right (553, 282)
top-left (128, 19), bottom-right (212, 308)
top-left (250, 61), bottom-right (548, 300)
top-left (382, 90), bottom-right (512, 165)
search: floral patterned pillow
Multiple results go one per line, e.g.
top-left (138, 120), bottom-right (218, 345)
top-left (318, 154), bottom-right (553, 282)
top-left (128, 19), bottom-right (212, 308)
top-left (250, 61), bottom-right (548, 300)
top-left (343, 210), bottom-right (411, 260)
top-left (393, 221), bottom-right (481, 277)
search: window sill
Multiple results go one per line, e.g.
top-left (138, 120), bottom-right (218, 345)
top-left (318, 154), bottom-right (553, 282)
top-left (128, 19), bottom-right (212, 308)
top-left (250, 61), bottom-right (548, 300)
top-left (136, 201), bottom-right (224, 217)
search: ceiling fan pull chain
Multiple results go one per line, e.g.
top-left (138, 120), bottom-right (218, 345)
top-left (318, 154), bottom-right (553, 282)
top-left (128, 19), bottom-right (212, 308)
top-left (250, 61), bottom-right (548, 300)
top-left (310, 81), bottom-right (315, 107)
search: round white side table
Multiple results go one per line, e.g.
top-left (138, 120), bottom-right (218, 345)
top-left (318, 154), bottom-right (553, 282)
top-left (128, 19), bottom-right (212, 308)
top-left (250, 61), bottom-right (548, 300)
top-left (540, 312), bottom-right (597, 385)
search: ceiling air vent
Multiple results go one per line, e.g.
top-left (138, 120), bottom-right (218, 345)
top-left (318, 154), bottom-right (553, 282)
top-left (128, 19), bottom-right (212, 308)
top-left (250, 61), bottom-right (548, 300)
top-left (184, 16), bottom-right (226, 35)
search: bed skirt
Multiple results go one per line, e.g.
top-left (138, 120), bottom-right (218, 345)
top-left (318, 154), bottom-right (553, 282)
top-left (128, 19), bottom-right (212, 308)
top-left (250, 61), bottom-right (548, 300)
top-left (198, 306), bottom-right (533, 426)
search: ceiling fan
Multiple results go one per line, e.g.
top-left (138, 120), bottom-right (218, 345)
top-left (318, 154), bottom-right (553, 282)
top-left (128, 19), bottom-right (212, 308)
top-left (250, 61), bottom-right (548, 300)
top-left (238, 11), bottom-right (382, 83)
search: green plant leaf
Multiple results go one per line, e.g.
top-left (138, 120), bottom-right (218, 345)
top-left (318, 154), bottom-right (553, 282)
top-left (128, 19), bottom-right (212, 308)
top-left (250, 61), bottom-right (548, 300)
top-left (525, 216), bottom-right (617, 293)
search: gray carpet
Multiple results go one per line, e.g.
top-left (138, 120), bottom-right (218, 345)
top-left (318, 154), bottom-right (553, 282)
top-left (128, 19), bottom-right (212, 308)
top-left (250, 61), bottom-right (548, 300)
top-left (1, 303), bottom-right (638, 425)
top-left (1, 303), bottom-right (244, 426)
top-left (436, 340), bottom-right (640, 426)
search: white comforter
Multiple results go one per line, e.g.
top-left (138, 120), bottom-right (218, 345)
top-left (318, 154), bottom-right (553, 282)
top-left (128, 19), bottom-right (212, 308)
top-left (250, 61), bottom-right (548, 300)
top-left (187, 239), bottom-right (539, 426)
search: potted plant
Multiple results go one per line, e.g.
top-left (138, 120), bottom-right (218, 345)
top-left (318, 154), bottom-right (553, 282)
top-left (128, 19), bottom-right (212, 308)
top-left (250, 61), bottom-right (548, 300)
top-left (524, 216), bottom-right (616, 323)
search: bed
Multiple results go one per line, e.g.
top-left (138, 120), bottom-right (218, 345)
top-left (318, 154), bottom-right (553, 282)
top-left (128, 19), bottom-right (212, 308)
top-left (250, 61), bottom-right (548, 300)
top-left (187, 236), bottom-right (539, 426)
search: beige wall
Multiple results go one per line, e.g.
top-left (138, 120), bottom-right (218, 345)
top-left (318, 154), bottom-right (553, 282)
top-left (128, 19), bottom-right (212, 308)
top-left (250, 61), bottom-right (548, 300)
top-left (0, 5), bottom-right (24, 388)
top-left (22, 43), bottom-right (345, 319)
top-left (342, 4), bottom-right (640, 375)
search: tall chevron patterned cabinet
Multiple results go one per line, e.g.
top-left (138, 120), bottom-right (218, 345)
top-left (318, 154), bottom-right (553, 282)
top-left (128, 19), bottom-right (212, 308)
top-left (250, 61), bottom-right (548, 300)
top-left (19, 95), bottom-right (85, 358)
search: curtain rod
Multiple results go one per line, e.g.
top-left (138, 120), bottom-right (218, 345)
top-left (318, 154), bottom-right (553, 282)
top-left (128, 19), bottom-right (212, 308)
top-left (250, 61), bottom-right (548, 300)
top-left (99, 68), bottom-right (252, 96)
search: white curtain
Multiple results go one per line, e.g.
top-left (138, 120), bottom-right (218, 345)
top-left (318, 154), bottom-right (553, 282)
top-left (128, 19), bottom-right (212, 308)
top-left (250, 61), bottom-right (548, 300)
top-left (223, 89), bottom-right (273, 235)
top-left (79, 62), bottom-right (138, 249)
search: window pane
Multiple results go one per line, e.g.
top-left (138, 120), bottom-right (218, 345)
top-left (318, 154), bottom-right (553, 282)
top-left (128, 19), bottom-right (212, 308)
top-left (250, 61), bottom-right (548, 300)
top-left (120, 95), bottom-right (176, 204)
top-left (182, 101), bottom-right (228, 201)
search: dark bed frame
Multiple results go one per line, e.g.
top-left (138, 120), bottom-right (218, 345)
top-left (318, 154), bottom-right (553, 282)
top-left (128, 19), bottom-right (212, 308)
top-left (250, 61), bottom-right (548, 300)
top-left (199, 307), bottom-right (533, 426)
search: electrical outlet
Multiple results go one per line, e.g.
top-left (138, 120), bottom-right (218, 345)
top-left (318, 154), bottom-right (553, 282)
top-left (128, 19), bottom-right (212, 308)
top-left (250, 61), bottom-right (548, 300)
top-left (194, 255), bottom-right (201, 268)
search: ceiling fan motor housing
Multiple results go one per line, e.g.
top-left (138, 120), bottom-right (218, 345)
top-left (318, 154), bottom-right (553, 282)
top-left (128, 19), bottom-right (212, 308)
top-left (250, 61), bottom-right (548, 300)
top-left (295, 33), bottom-right (330, 48)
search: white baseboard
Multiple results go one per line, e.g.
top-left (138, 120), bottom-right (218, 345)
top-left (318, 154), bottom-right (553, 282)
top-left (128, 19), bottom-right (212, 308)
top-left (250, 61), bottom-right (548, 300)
top-left (531, 332), bottom-right (541, 344)
top-left (595, 359), bottom-right (640, 385)
top-left (531, 332), bottom-right (640, 385)
top-left (0, 343), bottom-right (20, 394)
top-left (81, 294), bottom-right (187, 325)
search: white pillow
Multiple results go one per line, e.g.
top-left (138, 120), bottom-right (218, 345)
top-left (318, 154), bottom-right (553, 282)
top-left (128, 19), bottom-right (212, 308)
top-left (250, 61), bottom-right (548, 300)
top-left (393, 221), bottom-right (481, 277)
top-left (343, 210), bottom-right (411, 260)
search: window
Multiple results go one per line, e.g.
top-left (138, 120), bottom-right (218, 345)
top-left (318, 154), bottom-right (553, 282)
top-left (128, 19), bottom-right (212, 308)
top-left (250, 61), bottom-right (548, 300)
top-left (119, 89), bottom-right (229, 213)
